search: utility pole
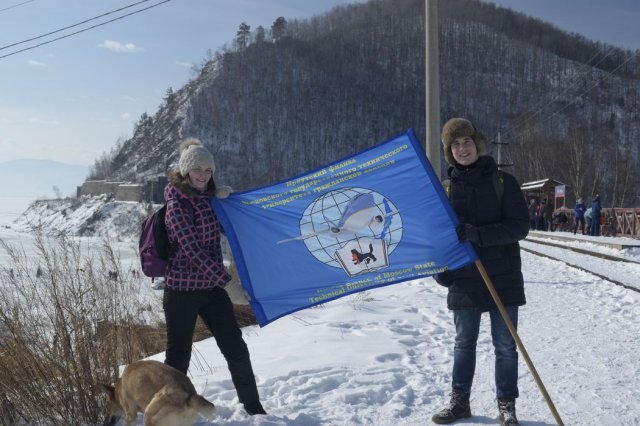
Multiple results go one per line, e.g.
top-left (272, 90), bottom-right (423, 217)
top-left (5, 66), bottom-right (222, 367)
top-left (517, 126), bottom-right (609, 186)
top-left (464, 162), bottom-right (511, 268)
top-left (494, 128), bottom-right (513, 171)
top-left (425, 0), bottom-right (441, 179)
top-left (497, 129), bottom-right (503, 170)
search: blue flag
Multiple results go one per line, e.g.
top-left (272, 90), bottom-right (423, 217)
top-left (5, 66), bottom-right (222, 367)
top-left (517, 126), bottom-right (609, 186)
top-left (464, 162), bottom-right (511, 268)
top-left (211, 129), bottom-right (476, 326)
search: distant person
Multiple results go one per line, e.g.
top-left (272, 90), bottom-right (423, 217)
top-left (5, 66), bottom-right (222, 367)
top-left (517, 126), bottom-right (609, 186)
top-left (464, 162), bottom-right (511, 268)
top-left (573, 198), bottom-right (586, 235)
top-left (432, 118), bottom-right (529, 426)
top-left (585, 206), bottom-right (593, 232)
top-left (590, 195), bottom-right (602, 236)
top-left (553, 207), bottom-right (568, 231)
top-left (163, 138), bottom-right (266, 416)
top-left (541, 198), bottom-right (554, 231)
top-left (527, 199), bottom-right (538, 230)
top-left (601, 212), bottom-right (616, 237)
top-left (535, 201), bottom-right (544, 230)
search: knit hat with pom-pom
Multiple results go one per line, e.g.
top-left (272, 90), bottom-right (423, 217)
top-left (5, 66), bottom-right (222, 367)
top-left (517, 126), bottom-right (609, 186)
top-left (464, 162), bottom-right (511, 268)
top-left (178, 138), bottom-right (215, 176)
top-left (441, 118), bottom-right (487, 166)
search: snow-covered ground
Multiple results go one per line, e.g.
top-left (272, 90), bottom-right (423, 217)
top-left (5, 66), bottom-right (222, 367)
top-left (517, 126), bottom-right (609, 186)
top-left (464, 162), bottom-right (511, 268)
top-left (1, 198), bottom-right (640, 425)
top-left (165, 250), bottom-right (640, 426)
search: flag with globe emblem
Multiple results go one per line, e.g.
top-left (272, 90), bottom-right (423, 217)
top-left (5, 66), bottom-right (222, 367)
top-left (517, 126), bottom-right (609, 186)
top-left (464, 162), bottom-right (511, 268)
top-left (211, 129), bottom-right (477, 326)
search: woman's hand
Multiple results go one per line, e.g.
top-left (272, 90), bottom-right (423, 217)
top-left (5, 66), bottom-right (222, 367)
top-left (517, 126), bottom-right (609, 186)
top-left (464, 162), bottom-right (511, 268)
top-left (216, 186), bottom-right (233, 199)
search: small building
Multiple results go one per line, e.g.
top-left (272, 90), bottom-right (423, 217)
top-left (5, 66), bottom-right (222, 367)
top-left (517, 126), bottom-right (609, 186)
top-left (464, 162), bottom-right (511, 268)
top-left (115, 184), bottom-right (144, 202)
top-left (77, 176), bottom-right (167, 203)
top-left (79, 180), bottom-right (125, 197)
top-left (521, 178), bottom-right (569, 209)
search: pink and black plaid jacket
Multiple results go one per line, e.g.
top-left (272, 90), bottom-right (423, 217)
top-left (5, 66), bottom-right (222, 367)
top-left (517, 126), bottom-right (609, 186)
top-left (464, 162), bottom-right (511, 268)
top-left (164, 183), bottom-right (231, 291)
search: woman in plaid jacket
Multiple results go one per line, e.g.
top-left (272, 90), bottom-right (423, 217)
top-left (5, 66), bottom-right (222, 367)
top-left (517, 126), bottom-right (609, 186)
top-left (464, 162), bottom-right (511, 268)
top-left (163, 138), bottom-right (266, 416)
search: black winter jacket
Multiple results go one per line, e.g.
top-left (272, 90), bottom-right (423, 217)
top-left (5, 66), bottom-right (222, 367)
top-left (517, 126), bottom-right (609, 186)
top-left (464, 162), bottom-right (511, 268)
top-left (444, 156), bottom-right (529, 311)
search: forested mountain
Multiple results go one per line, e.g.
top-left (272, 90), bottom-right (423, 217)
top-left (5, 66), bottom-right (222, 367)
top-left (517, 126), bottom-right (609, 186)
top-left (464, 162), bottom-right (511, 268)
top-left (98, 0), bottom-right (640, 207)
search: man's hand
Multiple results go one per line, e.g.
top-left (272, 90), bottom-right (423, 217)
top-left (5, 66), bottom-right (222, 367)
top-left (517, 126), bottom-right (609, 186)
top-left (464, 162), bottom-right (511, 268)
top-left (456, 223), bottom-right (481, 245)
top-left (434, 270), bottom-right (454, 287)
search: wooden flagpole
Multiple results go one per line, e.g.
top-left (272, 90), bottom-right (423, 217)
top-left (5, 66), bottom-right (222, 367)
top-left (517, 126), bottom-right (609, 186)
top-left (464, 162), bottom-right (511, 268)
top-left (474, 259), bottom-right (564, 425)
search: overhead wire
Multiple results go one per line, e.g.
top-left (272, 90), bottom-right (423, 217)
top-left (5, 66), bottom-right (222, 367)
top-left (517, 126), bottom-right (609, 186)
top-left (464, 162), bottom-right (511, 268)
top-left (498, 46), bottom-right (640, 144)
top-left (0, 0), bottom-right (35, 13)
top-left (501, 45), bottom-right (619, 138)
top-left (541, 50), bottom-right (640, 122)
top-left (505, 45), bottom-right (615, 133)
top-left (0, 0), bottom-right (173, 60)
top-left (0, 0), bottom-right (154, 51)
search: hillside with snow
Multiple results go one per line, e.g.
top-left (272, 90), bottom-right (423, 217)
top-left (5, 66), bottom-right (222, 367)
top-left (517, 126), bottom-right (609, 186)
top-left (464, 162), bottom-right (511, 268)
top-left (11, 195), bottom-right (152, 241)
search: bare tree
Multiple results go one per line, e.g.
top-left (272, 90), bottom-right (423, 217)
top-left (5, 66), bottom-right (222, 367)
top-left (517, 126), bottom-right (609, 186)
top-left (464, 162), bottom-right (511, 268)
top-left (52, 186), bottom-right (62, 199)
top-left (607, 135), bottom-right (633, 207)
top-left (565, 124), bottom-right (590, 201)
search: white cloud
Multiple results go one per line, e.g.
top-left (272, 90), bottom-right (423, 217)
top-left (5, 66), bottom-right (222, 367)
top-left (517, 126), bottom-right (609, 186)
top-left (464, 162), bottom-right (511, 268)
top-left (121, 95), bottom-right (142, 102)
top-left (98, 40), bottom-right (144, 53)
top-left (29, 117), bottom-right (59, 125)
top-left (120, 112), bottom-right (131, 120)
top-left (175, 61), bottom-right (193, 68)
top-left (27, 59), bottom-right (47, 67)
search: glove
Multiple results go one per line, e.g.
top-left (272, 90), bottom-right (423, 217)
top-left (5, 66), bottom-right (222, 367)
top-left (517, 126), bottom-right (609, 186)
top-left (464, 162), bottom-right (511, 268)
top-left (434, 270), bottom-right (454, 287)
top-left (215, 185), bottom-right (233, 199)
top-left (456, 223), bottom-right (481, 245)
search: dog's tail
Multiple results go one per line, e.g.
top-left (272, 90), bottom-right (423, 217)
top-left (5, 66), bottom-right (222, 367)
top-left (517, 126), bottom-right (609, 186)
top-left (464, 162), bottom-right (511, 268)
top-left (189, 394), bottom-right (216, 419)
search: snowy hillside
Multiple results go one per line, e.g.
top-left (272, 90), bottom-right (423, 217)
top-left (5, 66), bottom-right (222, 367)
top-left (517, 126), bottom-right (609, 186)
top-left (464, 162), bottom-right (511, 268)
top-left (12, 195), bottom-right (152, 241)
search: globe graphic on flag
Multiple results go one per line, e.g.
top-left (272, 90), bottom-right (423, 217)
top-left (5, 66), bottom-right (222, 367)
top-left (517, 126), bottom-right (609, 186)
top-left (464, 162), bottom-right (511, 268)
top-left (299, 187), bottom-right (403, 268)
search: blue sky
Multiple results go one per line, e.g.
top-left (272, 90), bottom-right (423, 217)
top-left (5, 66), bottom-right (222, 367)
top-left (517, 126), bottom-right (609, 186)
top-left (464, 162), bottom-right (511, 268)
top-left (490, 0), bottom-right (640, 51)
top-left (1, 0), bottom-right (639, 166)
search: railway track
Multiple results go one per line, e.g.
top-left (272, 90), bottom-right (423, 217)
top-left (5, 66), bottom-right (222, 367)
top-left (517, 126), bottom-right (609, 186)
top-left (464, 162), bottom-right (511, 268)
top-left (521, 236), bottom-right (640, 293)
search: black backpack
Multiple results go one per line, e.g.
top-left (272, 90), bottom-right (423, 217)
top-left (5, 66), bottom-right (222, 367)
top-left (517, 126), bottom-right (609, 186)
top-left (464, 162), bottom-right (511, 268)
top-left (445, 170), bottom-right (504, 205)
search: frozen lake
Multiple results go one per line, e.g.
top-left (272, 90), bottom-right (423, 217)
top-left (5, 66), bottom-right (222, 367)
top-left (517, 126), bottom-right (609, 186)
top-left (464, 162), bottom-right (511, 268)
top-left (0, 196), bottom-right (139, 273)
top-left (0, 196), bottom-right (33, 227)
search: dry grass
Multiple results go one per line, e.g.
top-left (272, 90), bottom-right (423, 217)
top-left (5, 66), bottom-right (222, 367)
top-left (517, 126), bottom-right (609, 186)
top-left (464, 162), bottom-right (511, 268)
top-left (0, 233), bottom-right (256, 425)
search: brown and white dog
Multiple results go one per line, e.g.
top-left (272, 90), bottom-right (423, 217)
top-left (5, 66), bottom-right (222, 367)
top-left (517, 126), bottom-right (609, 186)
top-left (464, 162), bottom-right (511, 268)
top-left (100, 360), bottom-right (216, 426)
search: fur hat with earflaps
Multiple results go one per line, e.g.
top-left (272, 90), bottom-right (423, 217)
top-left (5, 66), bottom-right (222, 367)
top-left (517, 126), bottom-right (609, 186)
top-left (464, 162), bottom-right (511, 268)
top-left (441, 118), bottom-right (487, 166)
top-left (178, 138), bottom-right (215, 176)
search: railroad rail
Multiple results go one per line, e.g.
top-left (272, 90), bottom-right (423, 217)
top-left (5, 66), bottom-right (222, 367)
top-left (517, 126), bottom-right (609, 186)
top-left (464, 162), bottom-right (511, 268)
top-left (521, 236), bottom-right (640, 293)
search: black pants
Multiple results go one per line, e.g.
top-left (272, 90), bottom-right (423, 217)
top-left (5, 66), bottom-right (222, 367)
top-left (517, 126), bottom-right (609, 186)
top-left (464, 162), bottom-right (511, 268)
top-left (163, 287), bottom-right (260, 405)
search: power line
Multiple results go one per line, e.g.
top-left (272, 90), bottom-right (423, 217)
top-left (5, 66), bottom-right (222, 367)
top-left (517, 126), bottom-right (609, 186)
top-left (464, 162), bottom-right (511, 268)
top-left (0, 0), bottom-right (173, 59)
top-left (500, 48), bottom-right (640, 143)
top-left (1, 0), bottom-right (155, 51)
top-left (0, 0), bottom-right (36, 13)
top-left (503, 45), bottom-right (618, 138)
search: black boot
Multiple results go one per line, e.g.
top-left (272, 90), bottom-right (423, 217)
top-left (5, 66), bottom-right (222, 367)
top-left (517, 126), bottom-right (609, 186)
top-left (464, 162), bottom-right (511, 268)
top-left (244, 401), bottom-right (267, 415)
top-left (497, 398), bottom-right (519, 426)
top-left (431, 388), bottom-right (471, 424)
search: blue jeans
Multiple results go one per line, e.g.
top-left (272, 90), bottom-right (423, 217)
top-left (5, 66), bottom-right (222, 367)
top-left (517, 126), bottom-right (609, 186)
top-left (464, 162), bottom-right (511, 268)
top-left (452, 306), bottom-right (519, 399)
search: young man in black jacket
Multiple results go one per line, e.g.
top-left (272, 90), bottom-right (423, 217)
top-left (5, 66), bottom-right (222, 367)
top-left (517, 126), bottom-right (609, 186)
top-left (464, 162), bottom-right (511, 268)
top-left (432, 118), bottom-right (529, 426)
